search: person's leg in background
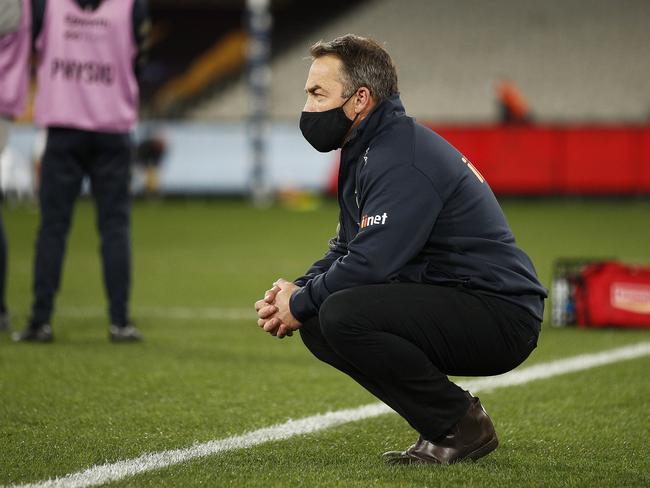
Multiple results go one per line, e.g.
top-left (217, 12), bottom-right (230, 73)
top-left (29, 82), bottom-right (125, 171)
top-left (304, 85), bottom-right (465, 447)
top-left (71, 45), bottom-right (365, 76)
top-left (88, 131), bottom-right (141, 342)
top-left (307, 283), bottom-right (540, 464)
top-left (13, 128), bottom-right (86, 342)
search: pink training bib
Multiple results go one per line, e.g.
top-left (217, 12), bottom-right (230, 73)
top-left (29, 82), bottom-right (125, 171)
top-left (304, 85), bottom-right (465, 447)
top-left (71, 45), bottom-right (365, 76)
top-left (0, 0), bottom-right (32, 118)
top-left (34, 0), bottom-right (138, 132)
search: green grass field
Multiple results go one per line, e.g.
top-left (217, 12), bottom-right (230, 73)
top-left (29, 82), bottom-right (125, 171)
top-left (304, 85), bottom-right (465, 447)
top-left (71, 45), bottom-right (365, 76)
top-left (1, 199), bottom-right (649, 487)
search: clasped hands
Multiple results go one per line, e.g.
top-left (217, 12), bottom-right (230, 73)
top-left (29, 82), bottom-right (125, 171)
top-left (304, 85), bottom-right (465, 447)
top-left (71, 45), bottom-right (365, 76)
top-left (255, 278), bottom-right (302, 339)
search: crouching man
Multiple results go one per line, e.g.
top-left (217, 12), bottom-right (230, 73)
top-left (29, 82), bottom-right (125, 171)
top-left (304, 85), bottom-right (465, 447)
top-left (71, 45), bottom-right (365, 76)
top-left (255, 34), bottom-right (546, 465)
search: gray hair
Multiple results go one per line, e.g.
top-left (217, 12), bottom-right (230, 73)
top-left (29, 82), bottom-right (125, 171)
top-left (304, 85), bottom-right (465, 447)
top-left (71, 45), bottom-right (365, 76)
top-left (309, 34), bottom-right (399, 102)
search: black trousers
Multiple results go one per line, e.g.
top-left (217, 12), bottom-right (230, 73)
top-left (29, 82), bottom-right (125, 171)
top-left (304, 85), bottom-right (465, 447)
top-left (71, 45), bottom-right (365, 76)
top-left (31, 127), bottom-right (132, 326)
top-left (299, 283), bottom-right (540, 441)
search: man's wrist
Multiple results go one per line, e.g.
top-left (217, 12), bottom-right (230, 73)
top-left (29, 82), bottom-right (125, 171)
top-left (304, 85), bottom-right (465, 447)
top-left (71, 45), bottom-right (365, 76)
top-left (289, 286), bottom-right (308, 323)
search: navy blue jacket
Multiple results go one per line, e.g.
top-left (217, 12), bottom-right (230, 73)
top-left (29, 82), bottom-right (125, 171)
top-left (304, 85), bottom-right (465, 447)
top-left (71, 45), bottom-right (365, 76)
top-left (290, 95), bottom-right (547, 322)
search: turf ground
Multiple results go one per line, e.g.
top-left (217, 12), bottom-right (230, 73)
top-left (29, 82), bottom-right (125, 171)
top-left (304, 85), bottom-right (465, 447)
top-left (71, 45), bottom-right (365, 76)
top-left (1, 199), bottom-right (649, 487)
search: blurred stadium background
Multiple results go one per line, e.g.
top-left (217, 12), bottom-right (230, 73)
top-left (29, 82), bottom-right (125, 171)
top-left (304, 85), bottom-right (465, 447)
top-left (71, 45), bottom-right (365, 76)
top-left (1, 1), bottom-right (650, 487)
top-left (3, 0), bottom-right (650, 198)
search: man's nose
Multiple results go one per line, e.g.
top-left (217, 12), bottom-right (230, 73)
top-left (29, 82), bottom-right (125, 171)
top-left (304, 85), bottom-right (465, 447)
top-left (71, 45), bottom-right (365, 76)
top-left (303, 97), bottom-right (318, 112)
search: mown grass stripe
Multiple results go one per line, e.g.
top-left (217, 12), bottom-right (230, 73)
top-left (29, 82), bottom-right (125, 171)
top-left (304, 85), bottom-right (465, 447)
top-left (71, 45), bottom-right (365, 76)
top-left (10, 341), bottom-right (650, 488)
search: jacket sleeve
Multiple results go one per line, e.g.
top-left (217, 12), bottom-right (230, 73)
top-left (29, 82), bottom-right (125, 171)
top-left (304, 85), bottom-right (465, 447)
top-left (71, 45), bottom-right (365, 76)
top-left (293, 223), bottom-right (348, 286)
top-left (290, 162), bottom-right (443, 322)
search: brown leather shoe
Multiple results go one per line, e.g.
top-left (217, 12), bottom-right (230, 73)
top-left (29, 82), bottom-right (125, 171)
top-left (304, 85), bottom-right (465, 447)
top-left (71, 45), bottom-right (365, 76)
top-left (383, 394), bottom-right (498, 465)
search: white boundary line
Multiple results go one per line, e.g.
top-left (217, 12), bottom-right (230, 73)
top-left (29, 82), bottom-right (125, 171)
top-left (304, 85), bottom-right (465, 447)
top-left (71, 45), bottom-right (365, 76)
top-left (9, 341), bottom-right (650, 488)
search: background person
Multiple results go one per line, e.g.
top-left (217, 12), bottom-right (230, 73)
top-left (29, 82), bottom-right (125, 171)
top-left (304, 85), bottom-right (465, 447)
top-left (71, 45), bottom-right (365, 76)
top-left (134, 125), bottom-right (167, 197)
top-left (496, 78), bottom-right (533, 124)
top-left (13, 0), bottom-right (150, 342)
top-left (0, 0), bottom-right (32, 332)
top-left (255, 35), bottom-right (547, 465)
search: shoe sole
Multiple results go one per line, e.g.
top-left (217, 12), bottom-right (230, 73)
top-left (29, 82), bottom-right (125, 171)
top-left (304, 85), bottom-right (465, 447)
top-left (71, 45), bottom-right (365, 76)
top-left (461, 435), bottom-right (499, 463)
top-left (384, 436), bottom-right (499, 466)
top-left (382, 452), bottom-right (408, 465)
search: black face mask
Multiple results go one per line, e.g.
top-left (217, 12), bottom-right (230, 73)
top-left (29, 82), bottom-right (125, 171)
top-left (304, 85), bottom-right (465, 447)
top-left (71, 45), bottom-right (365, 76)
top-left (299, 94), bottom-right (358, 152)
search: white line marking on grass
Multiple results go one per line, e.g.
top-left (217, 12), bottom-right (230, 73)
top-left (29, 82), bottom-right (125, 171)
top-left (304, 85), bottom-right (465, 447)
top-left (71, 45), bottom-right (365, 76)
top-left (57, 306), bottom-right (254, 321)
top-left (458, 340), bottom-right (650, 393)
top-left (10, 341), bottom-right (650, 488)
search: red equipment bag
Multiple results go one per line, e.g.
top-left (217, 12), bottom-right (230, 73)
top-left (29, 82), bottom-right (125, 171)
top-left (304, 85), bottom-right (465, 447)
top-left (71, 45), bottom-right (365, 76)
top-left (575, 261), bottom-right (650, 328)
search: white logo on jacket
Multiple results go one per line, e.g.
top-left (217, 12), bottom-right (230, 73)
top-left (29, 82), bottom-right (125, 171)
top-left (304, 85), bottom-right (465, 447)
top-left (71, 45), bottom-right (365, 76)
top-left (360, 212), bottom-right (388, 229)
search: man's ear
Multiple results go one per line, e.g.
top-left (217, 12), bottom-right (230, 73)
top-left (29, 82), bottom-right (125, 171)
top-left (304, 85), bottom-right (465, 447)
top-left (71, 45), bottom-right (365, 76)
top-left (354, 87), bottom-right (374, 114)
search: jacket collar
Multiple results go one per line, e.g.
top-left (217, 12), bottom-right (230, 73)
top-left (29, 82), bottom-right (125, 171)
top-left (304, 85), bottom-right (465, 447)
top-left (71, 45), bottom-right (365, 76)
top-left (343, 94), bottom-right (406, 157)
